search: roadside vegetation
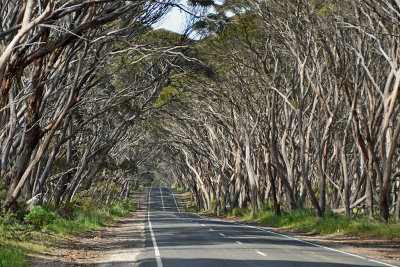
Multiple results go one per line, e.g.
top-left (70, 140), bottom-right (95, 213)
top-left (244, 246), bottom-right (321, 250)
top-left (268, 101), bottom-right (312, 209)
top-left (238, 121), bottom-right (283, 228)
top-left (176, 186), bottom-right (400, 240)
top-left (215, 202), bottom-right (400, 240)
top-left (0, 199), bottom-right (136, 267)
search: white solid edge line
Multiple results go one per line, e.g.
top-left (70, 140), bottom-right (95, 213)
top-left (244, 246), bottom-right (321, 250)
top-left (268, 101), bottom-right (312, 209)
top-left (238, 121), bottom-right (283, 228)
top-left (256, 250), bottom-right (267, 257)
top-left (189, 212), bottom-right (398, 267)
top-left (169, 188), bottom-right (181, 212)
top-left (148, 189), bottom-right (163, 267)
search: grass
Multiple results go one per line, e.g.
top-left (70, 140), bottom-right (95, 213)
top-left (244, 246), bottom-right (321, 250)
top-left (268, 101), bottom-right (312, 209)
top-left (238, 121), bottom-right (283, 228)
top-left (0, 222), bottom-right (47, 267)
top-left (230, 207), bottom-right (252, 218)
top-left (47, 210), bottom-right (112, 234)
top-left (254, 209), bottom-right (400, 239)
top-left (222, 203), bottom-right (400, 239)
top-left (47, 200), bottom-right (136, 234)
top-left (0, 244), bottom-right (27, 267)
top-left (172, 184), bottom-right (189, 194)
top-left (0, 200), bottom-right (137, 267)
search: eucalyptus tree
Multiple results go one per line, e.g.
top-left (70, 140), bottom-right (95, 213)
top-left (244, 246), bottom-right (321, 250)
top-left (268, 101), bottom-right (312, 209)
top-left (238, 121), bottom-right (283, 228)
top-left (343, 0), bottom-right (400, 221)
top-left (0, 0), bottom-right (189, 211)
top-left (150, 0), bottom-right (400, 223)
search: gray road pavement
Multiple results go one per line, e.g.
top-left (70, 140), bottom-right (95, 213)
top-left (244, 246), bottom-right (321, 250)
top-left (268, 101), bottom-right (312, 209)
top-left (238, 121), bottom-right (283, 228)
top-left (138, 187), bottom-right (397, 267)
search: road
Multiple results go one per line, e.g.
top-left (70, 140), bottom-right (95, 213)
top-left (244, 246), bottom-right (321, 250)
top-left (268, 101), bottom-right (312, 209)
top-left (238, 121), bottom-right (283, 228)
top-left (138, 187), bottom-right (397, 267)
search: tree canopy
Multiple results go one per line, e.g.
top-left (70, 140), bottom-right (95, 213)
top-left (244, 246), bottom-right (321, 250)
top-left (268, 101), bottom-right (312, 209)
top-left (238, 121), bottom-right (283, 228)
top-left (1, 0), bottom-right (400, 223)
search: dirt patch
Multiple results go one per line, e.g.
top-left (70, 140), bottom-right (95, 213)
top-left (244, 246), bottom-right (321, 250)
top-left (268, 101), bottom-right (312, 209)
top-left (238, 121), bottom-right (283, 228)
top-left (29, 190), bottom-right (148, 266)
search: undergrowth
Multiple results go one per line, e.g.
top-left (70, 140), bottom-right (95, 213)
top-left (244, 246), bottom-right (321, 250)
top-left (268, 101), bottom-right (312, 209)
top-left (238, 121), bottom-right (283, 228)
top-left (0, 244), bottom-right (26, 267)
top-left (172, 184), bottom-right (189, 194)
top-left (227, 203), bottom-right (400, 239)
top-left (0, 199), bottom-right (136, 266)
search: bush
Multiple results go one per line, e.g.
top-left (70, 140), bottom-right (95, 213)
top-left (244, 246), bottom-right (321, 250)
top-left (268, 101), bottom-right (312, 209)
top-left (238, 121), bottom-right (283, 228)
top-left (108, 200), bottom-right (136, 217)
top-left (72, 190), bottom-right (95, 213)
top-left (231, 207), bottom-right (252, 217)
top-left (109, 202), bottom-right (125, 217)
top-left (24, 206), bottom-right (55, 230)
top-left (121, 200), bottom-right (136, 212)
top-left (47, 209), bottom-right (113, 234)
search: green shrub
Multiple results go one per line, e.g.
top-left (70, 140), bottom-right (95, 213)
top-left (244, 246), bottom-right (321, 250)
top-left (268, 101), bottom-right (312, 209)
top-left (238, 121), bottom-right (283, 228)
top-left (107, 200), bottom-right (136, 217)
top-left (231, 207), bottom-right (252, 217)
top-left (259, 201), bottom-right (273, 212)
top-left (109, 202), bottom-right (124, 217)
top-left (48, 209), bottom-right (113, 234)
top-left (73, 190), bottom-right (95, 213)
top-left (24, 206), bottom-right (56, 230)
top-left (121, 200), bottom-right (136, 212)
top-left (186, 200), bottom-right (197, 212)
top-left (172, 185), bottom-right (188, 194)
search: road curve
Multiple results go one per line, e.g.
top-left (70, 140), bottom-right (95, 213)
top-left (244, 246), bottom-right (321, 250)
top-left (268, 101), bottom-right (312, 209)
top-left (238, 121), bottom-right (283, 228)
top-left (138, 187), bottom-right (397, 267)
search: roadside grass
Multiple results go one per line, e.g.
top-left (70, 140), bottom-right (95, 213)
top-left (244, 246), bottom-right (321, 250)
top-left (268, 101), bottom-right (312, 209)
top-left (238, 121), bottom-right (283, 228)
top-left (223, 204), bottom-right (400, 239)
top-left (0, 199), bottom-right (137, 266)
top-left (0, 222), bottom-right (46, 267)
top-left (172, 184), bottom-right (189, 194)
top-left (46, 209), bottom-right (113, 234)
top-left (47, 200), bottom-right (136, 234)
top-left (253, 209), bottom-right (400, 239)
top-left (0, 244), bottom-right (27, 267)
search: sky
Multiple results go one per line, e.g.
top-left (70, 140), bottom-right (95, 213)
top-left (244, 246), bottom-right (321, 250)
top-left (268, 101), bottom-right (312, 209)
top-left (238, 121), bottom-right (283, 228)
top-left (154, 3), bottom-right (191, 34)
top-left (153, 1), bottom-right (226, 38)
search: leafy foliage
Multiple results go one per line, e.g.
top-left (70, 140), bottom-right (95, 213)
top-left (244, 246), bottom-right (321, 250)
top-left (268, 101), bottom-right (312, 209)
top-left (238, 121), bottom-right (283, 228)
top-left (188, 0), bottom-right (215, 7)
top-left (24, 206), bottom-right (56, 230)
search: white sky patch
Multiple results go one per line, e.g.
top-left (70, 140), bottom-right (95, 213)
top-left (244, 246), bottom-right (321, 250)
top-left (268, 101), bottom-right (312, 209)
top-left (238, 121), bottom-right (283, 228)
top-left (154, 1), bottom-right (191, 34)
top-left (153, 1), bottom-right (227, 39)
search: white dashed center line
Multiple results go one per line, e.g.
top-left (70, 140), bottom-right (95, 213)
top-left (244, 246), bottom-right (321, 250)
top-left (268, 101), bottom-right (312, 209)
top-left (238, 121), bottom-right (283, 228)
top-left (236, 241), bottom-right (243, 245)
top-left (256, 250), bottom-right (267, 257)
top-left (219, 233), bottom-right (225, 237)
top-left (201, 224), bottom-right (206, 226)
top-left (159, 187), bottom-right (165, 212)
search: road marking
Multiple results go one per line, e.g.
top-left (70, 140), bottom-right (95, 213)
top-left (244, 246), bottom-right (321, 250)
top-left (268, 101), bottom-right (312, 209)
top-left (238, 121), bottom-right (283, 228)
top-left (168, 188), bottom-right (181, 212)
top-left (236, 241), bottom-right (243, 245)
top-left (159, 187), bottom-right (165, 212)
top-left (201, 224), bottom-right (206, 226)
top-left (209, 228), bottom-right (214, 231)
top-left (188, 213), bottom-right (397, 267)
top-left (256, 250), bottom-right (267, 257)
top-left (148, 189), bottom-right (163, 267)
top-left (219, 233), bottom-right (225, 237)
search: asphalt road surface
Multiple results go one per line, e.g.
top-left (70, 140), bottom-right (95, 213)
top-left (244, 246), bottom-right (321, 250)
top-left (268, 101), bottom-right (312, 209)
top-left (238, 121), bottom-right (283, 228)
top-left (138, 187), bottom-right (397, 267)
